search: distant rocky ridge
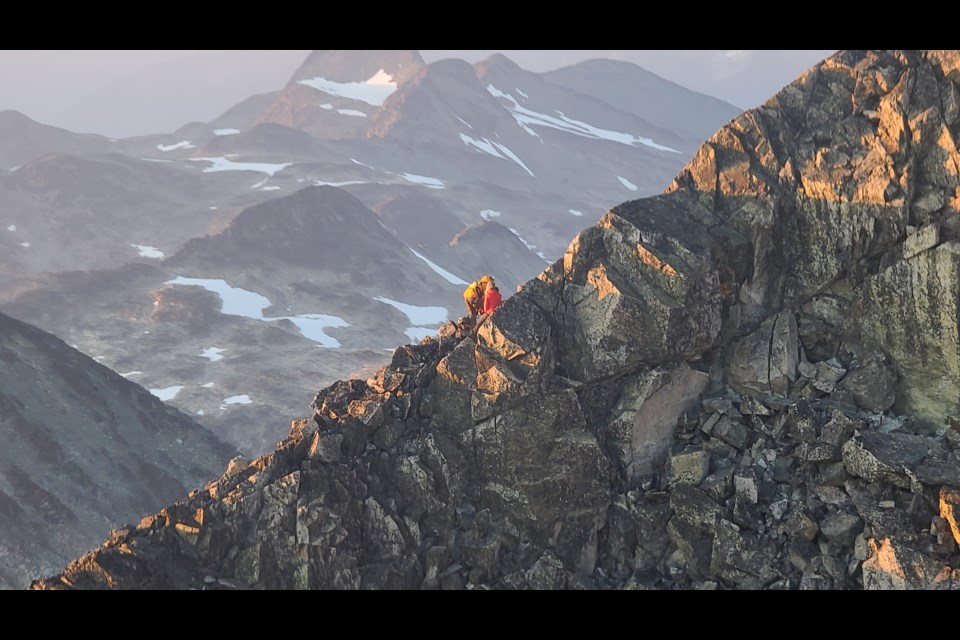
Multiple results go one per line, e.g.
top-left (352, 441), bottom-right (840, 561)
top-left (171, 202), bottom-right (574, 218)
top-left (0, 50), bottom-right (741, 278)
top-left (543, 58), bottom-right (740, 146)
top-left (0, 311), bottom-right (236, 589)
top-left (32, 50), bottom-right (960, 589)
top-left (0, 110), bottom-right (113, 169)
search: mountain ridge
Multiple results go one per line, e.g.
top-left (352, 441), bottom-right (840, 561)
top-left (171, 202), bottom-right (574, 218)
top-left (544, 58), bottom-right (743, 143)
top-left (30, 49), bottom-right (960, 590)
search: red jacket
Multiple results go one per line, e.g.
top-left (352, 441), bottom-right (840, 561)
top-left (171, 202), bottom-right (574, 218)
top-left (483, 286), bottom-right (502, 315)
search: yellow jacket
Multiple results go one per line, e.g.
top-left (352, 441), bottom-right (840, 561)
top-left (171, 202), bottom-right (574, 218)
top-left (464, 280), bottom-right (485, 305)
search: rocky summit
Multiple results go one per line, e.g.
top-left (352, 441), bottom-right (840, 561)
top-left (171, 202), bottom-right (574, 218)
top-left (32, 50), bottom-right (960, 590)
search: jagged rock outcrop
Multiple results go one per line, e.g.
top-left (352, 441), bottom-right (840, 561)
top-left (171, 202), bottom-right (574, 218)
top-left (32, 50), bottom-right (960, 590)
top-left (30, 320), bottom-right (960, 590)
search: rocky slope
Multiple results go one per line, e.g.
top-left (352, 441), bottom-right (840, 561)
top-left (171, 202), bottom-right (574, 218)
top-left (34, 50), bottom-right (960, 590)
top-left (0, 311), bottom-right (237, 589)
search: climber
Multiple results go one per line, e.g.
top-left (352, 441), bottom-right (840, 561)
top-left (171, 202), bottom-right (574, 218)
top-left (463, 275), bottom-right (495, 328)
top-left (474, 281), bottom-right (503, 332)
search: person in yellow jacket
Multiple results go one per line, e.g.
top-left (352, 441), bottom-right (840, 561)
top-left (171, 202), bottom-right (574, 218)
top-left (464, 275), bottom-right (495, 326)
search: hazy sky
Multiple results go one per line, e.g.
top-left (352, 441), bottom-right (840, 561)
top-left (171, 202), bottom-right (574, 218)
top-left (0, 50), bottom-right (836, 138)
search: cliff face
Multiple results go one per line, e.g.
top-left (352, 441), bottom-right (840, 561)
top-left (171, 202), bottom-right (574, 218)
top-left (669, 49), bottom-right (960, 428)
top-left (33, 50), bottom-right (960, 590)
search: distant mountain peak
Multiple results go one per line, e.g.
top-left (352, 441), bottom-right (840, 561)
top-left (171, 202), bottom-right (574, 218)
top-left (291, 50), bottom-right (426, 85)
top-left (475, 52), bottom-right (522, 73)
top-left (0, 109), bottom-right (34, 125)
top-left (168, 185), bottom-right (406, 271)
top-left (249, 51), bottom-right (428, 139)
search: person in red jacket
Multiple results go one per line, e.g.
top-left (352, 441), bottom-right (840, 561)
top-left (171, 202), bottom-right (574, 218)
top-left (474, 283), bottom-right (502, 333)
top-left (484, 284), bottom-right (502, 315)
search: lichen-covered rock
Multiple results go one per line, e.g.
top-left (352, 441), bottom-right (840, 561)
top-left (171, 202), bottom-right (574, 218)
top-left (819, 511), bottom-right (863, 547)
top-left (836, 354), bottom-right (897, 412)
top-left (463, 389), bottom-right (611, 571)
top-left (709, 519), bottom-right (781, 589)
top-left (546, 206), bottom-right (723, 381)
top-left (669, 450), bottom-right (711, 487)
top-left (842, 431), bottom-right (933, 490)
top-left (728, 312), bottom-right (799, 397)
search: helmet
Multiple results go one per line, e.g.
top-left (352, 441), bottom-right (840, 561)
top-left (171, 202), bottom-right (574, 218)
top-left (480, 275), bottom-right (494, 285)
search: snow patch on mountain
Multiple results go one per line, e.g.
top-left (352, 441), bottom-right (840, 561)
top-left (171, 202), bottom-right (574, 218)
top-left (374, 296), bottom-right (448, 342)
top-left (487, 84), bottom-right (680, 153)
top-left (298, 69), bottom-right (397, 106)
top-left (190, 157), bottom-right (291, 176)
top-left (157, 141), bottom-right (195, 152)
top-left (133, 244), bottom-right (164, 258)
top-left (164, 276), bottom-right (349, 348)
top-left (200, 347), bottom-right (226, 362)
top-left (151, 386), bottom-right (184, 401)
top-left (410, 248), bottom-right (468, 285)
top-left (459, 133), bottom-right (534, 177)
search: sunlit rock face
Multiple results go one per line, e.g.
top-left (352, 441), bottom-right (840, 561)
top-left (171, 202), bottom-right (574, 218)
top-left (666, 49), bottom-right (960, 427)
top-left (33, 51), bottom-right (960, 590)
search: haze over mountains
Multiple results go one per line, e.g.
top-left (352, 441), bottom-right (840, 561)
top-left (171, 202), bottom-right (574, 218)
top-left (0, 49), bottom-right (744, 455)
top-left (0, 51), bottom-right (834, 138)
